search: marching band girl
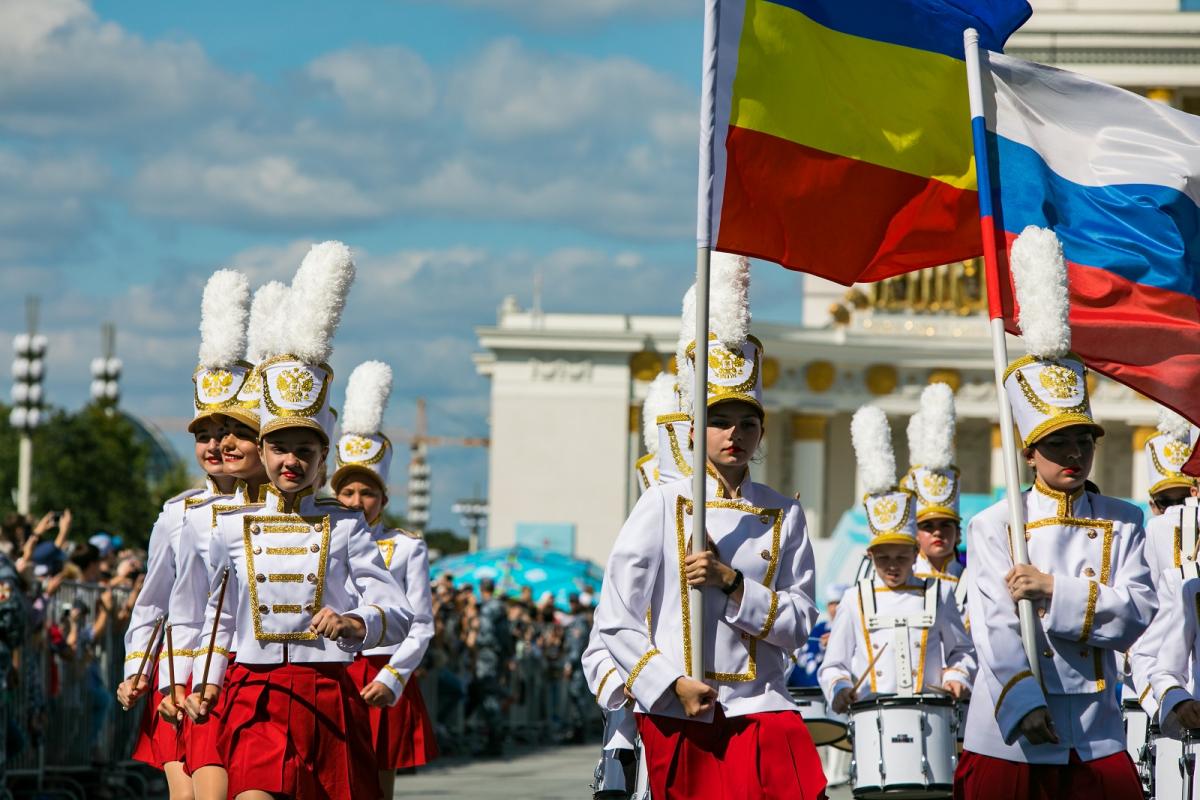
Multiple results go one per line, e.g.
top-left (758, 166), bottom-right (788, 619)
top-left (166, 279), bottom-right (280, 800)
top-left (819, 406), bottom-right (975, 714)
top-left (954, 228), bottom-right (1155, 799)
top-left (116, 269), bottom-right (253, 799)
top-left (333, 360), bottom-right (437, 797)
top-left (595, 253), bottom-right (826, 800)
top-left (903, 384), bottom-right (966, 588)
top-left (183, 242), bottom-right (413, 800)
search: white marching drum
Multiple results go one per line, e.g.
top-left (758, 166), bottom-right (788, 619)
top-left (1151, 727), bottom-right (1200, 800)
top-left (848, 695), bottom-right (959, 799)
top-left (1122, 698), bottom-right (1151, 798)
top-left (789, 686), bottom-right (849, 747)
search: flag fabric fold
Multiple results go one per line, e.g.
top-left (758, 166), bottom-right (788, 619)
top-left (974, 51), bottom-right (1200, 473)
top-left (705, 0), bottom-right (1030, 284)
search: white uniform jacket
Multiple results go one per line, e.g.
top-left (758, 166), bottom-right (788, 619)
top-left (165, 481), bottom-right (250, 687)
top-left (963, 482), bottom-right (1155, 763)
top-left (1129, 502), bottom-right (1198, 716)
top-left (1129, 563), bottom-right (1200, 738)
top-left (818, 576), bottom-right (975, 705)
top-left (122, 482), bottom-right (207, 681)
top-left (355, 522), bottom-right (434, 705)
top-left (596, 474), bottom-right (818, 723)
top-left (190, 487), bottom-right (413, 688)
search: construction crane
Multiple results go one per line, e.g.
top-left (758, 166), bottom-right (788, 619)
top-left (404, 397), bottom-right (488, 533)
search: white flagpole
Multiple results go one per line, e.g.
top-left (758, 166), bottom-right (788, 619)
top-left (688, 0), bottom-right (720, 681)
top-left (963, 28), bottom-right (1040, 684)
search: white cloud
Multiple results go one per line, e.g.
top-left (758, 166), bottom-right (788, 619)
top-left (427, 0), bottom-right (693, 26)
top-left (0, 0), bottom-right (253, 138)
top-left (131, 154), bottom-right (384, 226)
top-left (452, 39), bottom-right (690, 141)
top-left (0, 147), bottom-right (110, 260)
top-left (307, 46), bottom-right (437, 120)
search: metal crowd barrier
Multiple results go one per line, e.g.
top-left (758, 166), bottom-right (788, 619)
top-left (5, 582), bottom-right (156, 800)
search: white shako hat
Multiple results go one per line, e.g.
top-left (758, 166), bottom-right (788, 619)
top-left (901, 382), bottom-right (961, 522)
top-left (257, 241), bottom-right (355, 445)
top-left (635, 372), bottom-right (676, 489)
top-left (679, 251), bottom-right (763, 416)
top-left (1002, 227), bottom-right (1104, 448)
top-left (852, 405), bottom-right (918, 550)
top-left (232, 281), bottom-right (291, 433)
top-left (189, 270), bottom-right (254, 433)
top-left (1144, 406), bottom-right (1198, 498)
top-left (332, 361), bottom-right (394, 495)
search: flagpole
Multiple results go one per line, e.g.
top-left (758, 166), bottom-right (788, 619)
top-left (963, 27), bottom-right (1040, 685)
top-left (687, 0), bottom-right (721, 682)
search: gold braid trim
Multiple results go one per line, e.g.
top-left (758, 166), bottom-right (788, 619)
top-left (595, 667), bottom-right (619, 703)
top-left (756, 592), bottom-right (781, 640)
top-left (382, 664), bottom-right (406, 688)
top-left (1080, 581), bottom-right (1100, 642)
top-left (369, 604), bottom-right (387, 648)
top-left (626, 649), bottom-right (661, 691)
top-left (994, 670), bottom-right (1034, 718)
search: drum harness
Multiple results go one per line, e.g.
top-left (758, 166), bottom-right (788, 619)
top-left (856, 577), bottom-right (940, 697)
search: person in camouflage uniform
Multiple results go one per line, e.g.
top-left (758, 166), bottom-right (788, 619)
top-left (468, 577), bottom-right (513, 756)
top-left (564, 594), bottom-right (595, 744)
top-left (0, 551), bottom-right (28, 787)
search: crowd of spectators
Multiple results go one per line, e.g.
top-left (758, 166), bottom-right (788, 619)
top-left (0, 509), bottom-right (150, 770)
top-left (0, 509), bottom-right (601, 772)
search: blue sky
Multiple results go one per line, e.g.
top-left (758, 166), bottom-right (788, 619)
top-left (1, 0), bottom-right (804, 533)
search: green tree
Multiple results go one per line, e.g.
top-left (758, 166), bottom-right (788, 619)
top-left (0, 402), bottom-right (191, 549)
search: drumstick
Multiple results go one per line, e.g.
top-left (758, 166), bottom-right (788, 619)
top-left (131, 615), bottom-right (165, 687)
top-left (850, 641), bottom-right (889, 696)
top-left (166, 624), bottom-right (176, 689)
top-left (199, 566), bottom-right (231, 691)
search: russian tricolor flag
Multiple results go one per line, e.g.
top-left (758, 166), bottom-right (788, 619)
top-left (974, 51), bottom-right (1200, 473)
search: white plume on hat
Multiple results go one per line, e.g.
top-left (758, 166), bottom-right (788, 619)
top-left (1010, 226), bottom-right (1071, 359)
top-left (851, 405), bottom-right (897, 496)
top-left (642, 373), bottom-right (677, 455)
top-left (1158, 405), bottom-right (1193, 442)
top-left (286, 241), bottom-right (357, 363)
top-left (676, 251), bottom-right (751, 414)
top-left (676, 285), bottom-right (697, 416)
top-left (918, 382), bottom-right (956, 470)
top-left (342, 361), bottom-right (393, 437)
top-left (197, 270), bottom-right (250, 368)
top-left (246, 281), bottom-right (291, 363)
top-left (906, 411), bottom-right (925, 468)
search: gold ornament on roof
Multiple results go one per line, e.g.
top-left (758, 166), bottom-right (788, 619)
top-left (201, 370), bottom-right (234, 399)
top-left (1038, 365), bottom-right (1079, 401)
top-left (276, 367), bottom-right (315, 403)
top-left (708, 346), bottom-right (746, 380)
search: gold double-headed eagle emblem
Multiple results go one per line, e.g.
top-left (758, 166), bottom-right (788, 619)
top-left (1038, 365), bottom-right (1079, 401)
top-left (276, 367), bottom-right (315, 403)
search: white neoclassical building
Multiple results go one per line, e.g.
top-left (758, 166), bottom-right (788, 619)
top-left (472, 0), bottom-right (1197, 568)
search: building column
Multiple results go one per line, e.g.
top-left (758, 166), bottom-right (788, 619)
top-left (792, 414), bottom-right (828, 537)
top-left (1131, 425), bottom-right (1156, 502)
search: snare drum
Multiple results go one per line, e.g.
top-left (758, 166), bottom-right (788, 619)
top-left (789, 686), bottom-right (849, 747)
top-left (1122, 698), bottom-right (1151, 797)
top-left (848, 695), bottom-right (958, 799)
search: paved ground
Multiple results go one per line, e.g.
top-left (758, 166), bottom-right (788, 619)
top-left (392, 744), bottom-right (855, 799)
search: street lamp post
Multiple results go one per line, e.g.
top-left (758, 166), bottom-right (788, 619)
top-left (10, 298), bottom-right (46, 516)
top-left (452, 498), bottom-right (488, 553)
top-left (90, 322), bottom-right (121, 413)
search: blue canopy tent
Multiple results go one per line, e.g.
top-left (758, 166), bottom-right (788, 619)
top-left (430, 545), bottom-right (605, 610)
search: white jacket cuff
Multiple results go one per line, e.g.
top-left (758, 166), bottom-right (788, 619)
top-left (191, 648), bottom-right (229, 690)
top-left (594, 666), bottom-right (627, 711)
top-left (1045, 576), bottom-right (1090, 641)
top-left (160, 654), bottom-right (195, 690)
top-left (373, 662), bottom-right (406, 705)
top-left (341, 604), bottom-right (386, 652)
top-left (942, 666), bottom-right (973, 693)
top-left (995, 672), bottom-right (1046, 744)
top-left (1160, 687), bottom-right (1194, 738)
top-left (723, 579), bottom-right (780, 639)
top-left (627, 650), bottom-right (684, 712)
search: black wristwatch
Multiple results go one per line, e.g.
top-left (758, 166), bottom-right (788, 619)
top-left (721, 568), bottom-right (744, 596)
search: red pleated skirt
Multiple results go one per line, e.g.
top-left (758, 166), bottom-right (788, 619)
top-left (181, 652), bottom-right (235, 774)
top-left (346, 653), bottom-right (439, 769)
top-left (636, 707), bottom-right (827, 800)
top-left (954, 749), bottom-right (1143, 800)
top-left (130, 661), bottom-right (183, 768)
top-left (218, 661), bottom-right (381, 800)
